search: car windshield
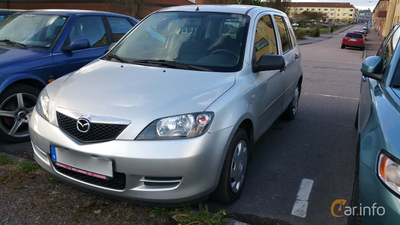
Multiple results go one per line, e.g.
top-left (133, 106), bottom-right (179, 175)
top-left (346, 33), bottom-right (362, 38)
top-left (108, 12), bottom-right (250, 72)
top-left (0, 13), bottom-right (68, 48)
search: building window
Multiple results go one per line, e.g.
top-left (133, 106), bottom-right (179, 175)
top-left (311, 8), bottom-right (315, 12)
top-left (318, 9), bottom-right (321, 12)
top-left (300, 8), bottom-right (303, 11)
top-left (343, 14), bottom-right (346, 16)
top-left (292, 8), bottom-right (294, 11)
top-left (306, 8), bottom-right (309, 11)
top-left (338, 9), bottom-right (340, 11)
top-left (349, 14), bottom-right (353, 17)
top-left (337, 14), bottom-right (340, 16)
top-left (331, 9), bottom-right (335, 12)
top-left (350, 9), bottom-right (354, 12)
top-left (324, 9), bottom-right (328, 12)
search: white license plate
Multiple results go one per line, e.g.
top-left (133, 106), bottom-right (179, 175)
top-left (349, 39), bottom-right (356, 41)
top-left (50, 146), bottom-right (113, 178)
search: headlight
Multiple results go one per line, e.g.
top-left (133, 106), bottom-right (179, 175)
top-left (36, 89), bottom-right (50, 121)
top-left (378, 152), bottom-right (400, 195)
top-left (136, 112), bottom-right (214, 140)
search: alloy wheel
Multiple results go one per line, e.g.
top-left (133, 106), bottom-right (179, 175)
top-left (230, 140), bottom-right (248, 193)
top-left (0, 93), bottom-right (37, 138)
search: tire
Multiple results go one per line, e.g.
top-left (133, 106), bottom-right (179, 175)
top-left (0, 84), bottom-right (40, 143)
top-left (341, 45), bottom-right (345, 49)
top-left (281, 82), bottom-right (301, 121)
top-left (361, 47), bottom-right (365, 51)
top-left (355, 106), bottom-right (359, 129)
top-left (210, 128), bottom-right (249, 204)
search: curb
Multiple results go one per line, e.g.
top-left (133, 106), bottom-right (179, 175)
top-left (298, 36), bottom-right (332, 46)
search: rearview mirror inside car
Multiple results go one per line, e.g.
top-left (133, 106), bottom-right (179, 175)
top-left (68, 39), bottom-right (90, 51)
top-left (253, 54), bottom-right (286, 72)
top-left (361, 56), bottom-right (383, 80)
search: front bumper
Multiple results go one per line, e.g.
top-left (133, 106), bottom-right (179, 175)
top-left (359, 162), bottom-right (400, 224)
top-left (29, 109), bottom-right (233, 204)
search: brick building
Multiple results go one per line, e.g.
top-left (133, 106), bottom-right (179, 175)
top-left (0, 0), bottom-right (194, 19)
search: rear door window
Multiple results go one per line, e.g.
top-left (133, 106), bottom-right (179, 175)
top-left (274, 15), bottom-right (292, 53)
top-left (106, 17), bottom-right (134, 42)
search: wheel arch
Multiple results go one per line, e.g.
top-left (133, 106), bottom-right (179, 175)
top-left (0, 75), bottom-right (46, 95)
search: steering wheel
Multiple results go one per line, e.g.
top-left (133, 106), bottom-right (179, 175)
top-left (44, 36), bottom-right (56, 44)
top-left (210, 49), bottom-right (239, 61)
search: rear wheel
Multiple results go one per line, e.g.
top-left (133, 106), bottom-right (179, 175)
top-left (0, 84), bottom-right (40, 143)
top-left (341, 45), bottom-right (345, 49)
top-left (210, 128), bottom-right (249, 204)
top-left (282, 82), bottom-right (301, 121)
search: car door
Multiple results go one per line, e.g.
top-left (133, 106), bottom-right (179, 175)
top-left (273, 15), bottom-right (300, 109)
top-left (105, 16), bottom-right (135, 43)
top-left (359, 26), bottom-right (400, 131)
top-left (52, 15), bottom-right (110, 78)
top-left (251, 14), bottom-right (285, 135)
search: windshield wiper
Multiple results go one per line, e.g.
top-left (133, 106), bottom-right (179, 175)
top-left (0, 39), bottom-right (27, 49)
top-left (108, 54), bottom-right (129, 63)
top-left (131, 59), bottom-right (211, 71)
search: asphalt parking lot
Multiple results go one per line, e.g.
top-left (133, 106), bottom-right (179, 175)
top-left (0, 24), bottom-right (368, 224)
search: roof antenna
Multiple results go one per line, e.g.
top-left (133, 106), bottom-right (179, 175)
top-left (196, 7), bottom-right (199, 11)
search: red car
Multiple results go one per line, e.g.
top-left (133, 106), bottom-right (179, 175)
top-left (341, 32), bottom-right (365, 50)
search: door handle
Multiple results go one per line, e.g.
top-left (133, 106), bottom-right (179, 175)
top-left (295, 54), bottom-right (299, 59)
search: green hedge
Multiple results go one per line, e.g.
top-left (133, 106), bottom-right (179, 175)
top-left (294, 30), bottom-right (306, 39)
top-left (309, 28), bottom-right (320, 37)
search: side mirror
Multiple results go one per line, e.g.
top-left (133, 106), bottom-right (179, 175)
top-left (361, 56), bottom-right (383, 80)
top-left (68, 39), bottom-right (90, 51)
top-left (253, 54), bottom-right (286, 72)
top-left (109, 42), bottom-right (117, 51)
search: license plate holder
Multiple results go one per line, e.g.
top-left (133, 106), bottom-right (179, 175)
top-left (50, 146), bottom-right (113, 179)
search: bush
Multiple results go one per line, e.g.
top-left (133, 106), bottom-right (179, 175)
top-left (309, 27), bottom-right (320, 37)
top-left (294, 30), bottom-right (306, 39)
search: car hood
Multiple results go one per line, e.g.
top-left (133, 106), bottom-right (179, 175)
top-left (0, 47), bottom-right (51, 74)
top-left (51, 59), bottom-right (235, 139)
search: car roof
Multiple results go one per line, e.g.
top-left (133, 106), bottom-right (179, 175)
top-left (16, 9), bottom-right (134, 18)
top-left (158, 5), bottom-right (286, 17)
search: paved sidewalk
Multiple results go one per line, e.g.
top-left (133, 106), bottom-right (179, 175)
top-left (364, 27), bottom-right (382, 58)
top-left (297, 24), bottom-right (355, 46)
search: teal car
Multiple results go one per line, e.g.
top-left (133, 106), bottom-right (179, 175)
top-left (357, 23), bottom-right (400, 223)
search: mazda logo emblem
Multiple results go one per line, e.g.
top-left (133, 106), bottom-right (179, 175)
top-left (77, 118), bottom-right (90, 133)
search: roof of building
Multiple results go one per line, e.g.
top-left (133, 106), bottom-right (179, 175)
top-left (290, 2), bottom-right (355, 8)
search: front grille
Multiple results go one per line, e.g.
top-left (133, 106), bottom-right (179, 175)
top-left (53, 162), bottom-right (126, 190)
top-left (57, 112), bottom-right (127, 143)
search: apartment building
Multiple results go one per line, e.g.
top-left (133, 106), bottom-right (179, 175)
top-left (289, 2), bottom-right (356, 23)
top-left (372, 0), bottom-right (400, 39)
top-left (359, 9), bottom-right (372, 22)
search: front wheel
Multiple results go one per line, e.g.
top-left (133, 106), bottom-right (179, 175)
top-left (210, 128), bottom-right (249, 204)
top-left (0, 84), bottom-right (40, 143)
top-left (282, 83), bottom-right (301, 121)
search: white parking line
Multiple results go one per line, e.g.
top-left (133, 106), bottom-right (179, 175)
top-left (304, 93), bottom-right (359, 100)
top-left (291, 178), bottom-right (314, 218)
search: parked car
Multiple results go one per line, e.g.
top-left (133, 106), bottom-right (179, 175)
top-left (356, 23), bottom-right (400, 223)
top-left (341, 32), bottom-right (365, 50)
top-left (354, 30), bottom-right (367, 40)
top-left (29, 5), bottom-right (303, 204)
top-left (362, 26), bottom-right (368, 34)
top-left (0, 9), bottom-right (22, 22)
top-left (292, 23), bottom-right (299, 27)
top-left (0, 10), bottom-right (138, 142)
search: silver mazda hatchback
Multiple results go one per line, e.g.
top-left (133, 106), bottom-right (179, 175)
top-left (29, 5), bottom-right (303, 204)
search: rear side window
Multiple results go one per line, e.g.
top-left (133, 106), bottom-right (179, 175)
top-left (254, 15), bottom-right (278, 61)
top-left (68, 16), bottom-right (108, 47)
top-left (274, 15), bottom-right (292, 53)
top-left (107, 17), bottom-right (134, 42)
top-left (345, 33), bottom-right (362, 38)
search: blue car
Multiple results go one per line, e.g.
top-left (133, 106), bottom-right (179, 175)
top-left (357, 23), bottom-right (400, 223)
top-left (0, 10), bottom-right (138, 142)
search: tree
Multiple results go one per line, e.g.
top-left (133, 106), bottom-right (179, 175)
top-left (264, 0), bottom-right (291, 13)
top-left (238, 0), bottom-right (263, 6)
top-left (205, 0), bottom-right (234, 4)
top-left (292, 12), bottom-right (308, 26)
top-left (301, 11), bottom-right (327, 22)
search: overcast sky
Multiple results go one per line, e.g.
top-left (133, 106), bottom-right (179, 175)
top-left (292, 0), bottom-right (377, 10)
